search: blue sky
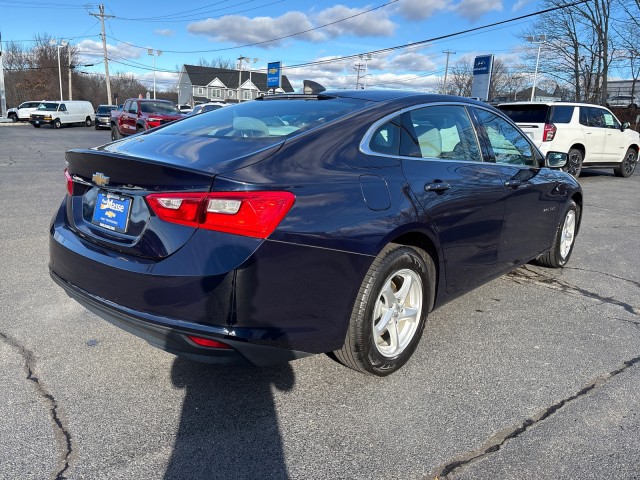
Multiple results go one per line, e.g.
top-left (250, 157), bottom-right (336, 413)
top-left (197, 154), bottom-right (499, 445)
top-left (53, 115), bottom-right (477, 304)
top-left (0, 0), bottom-right (545, 91)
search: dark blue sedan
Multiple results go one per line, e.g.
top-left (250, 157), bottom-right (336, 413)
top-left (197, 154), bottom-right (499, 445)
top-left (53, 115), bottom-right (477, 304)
top-left (49, 89), bottom-right (582, 376)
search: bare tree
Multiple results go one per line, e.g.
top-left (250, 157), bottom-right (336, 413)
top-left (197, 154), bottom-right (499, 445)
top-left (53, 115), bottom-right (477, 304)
top-left (197, 57), bottom-right (235, 69)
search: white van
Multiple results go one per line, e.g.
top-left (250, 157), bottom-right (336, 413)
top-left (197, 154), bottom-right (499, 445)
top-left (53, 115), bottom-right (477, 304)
top-left (29, 100), bottom-right (95, 129)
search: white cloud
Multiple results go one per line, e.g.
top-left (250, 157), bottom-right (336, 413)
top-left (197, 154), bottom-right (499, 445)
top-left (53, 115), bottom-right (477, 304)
top-left (188, 12), bottom-right (324, 47)
top-left (76, 39), bottom-right (143, 60)
top-left (187, 5), bottom-right (398, 47)
top-left (452, 0), bottom-right (503, 21)
top-left (154, 29), bottom-right (175, 37)
top-left (395, 0), bottom-right (450, 21)
top-left (315, 5), bottom-right (395, 37)
top-left (512, 0), bottom-right (531, 12)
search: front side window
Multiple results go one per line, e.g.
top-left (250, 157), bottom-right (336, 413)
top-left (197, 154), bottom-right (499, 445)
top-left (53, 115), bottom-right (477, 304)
top-left (474, 109), bottom-right (537, 167)
top-left (399, 105), bottom-right (482, 161)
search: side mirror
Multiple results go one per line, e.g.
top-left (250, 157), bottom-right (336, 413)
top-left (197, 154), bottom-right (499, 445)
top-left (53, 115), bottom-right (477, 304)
top-left (546, 151), bottom-right (568, 168)
top-left (621, 121), bottom-right (630, 131)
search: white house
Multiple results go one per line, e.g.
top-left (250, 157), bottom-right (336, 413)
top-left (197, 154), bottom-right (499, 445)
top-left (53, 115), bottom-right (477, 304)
top-left (177, 65), bottom-right (295, 106)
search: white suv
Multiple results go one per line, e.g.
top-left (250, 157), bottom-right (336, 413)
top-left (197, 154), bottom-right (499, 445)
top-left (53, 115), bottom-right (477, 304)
top-left (498, 102), bottom-right (639, 177)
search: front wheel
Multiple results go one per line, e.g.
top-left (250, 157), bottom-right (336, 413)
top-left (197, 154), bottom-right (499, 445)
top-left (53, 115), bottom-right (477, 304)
top-left (334, 244), bottom-right (435, 376)
top-left (536, 200), bottom-right (579, 268)
top-left (564, 148), bottom-right (583, 178)
top-left (110, 125), bottom-right (121, 141)
top-left (614, 148), bottom-right (637, 178)
top-left (53, 118), bottom-right (62, 129)
top-left (9, 113), bottom-right (17, 122)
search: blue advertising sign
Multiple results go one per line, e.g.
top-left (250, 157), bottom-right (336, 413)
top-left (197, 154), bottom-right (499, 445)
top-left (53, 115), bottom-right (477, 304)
top-left (473, 55), bottom-right (493, 75)
top-left (471, 54), bottom-right (494, 101)
top-left (267, 61), bottom-right (282, 89)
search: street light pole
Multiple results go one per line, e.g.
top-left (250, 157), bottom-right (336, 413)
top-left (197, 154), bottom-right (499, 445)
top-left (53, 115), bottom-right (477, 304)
top-left (148, 49), bottom-right (161, 99)
top-left (51, 39), bottom-right (68, 101)
top-left (527, 35), bottom-right (547, 101)
top-left (68, 44), bottom-right (73, 100)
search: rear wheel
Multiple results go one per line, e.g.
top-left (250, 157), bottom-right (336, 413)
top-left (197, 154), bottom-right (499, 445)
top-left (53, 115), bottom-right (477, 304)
top-left (614, 148), bottom-right (637, 178)
top-left (53, 118), bottom-right (62, 129)
top-left (536, 200), bottom-right (579, 268)
top-left (85, 117), bottom-right (92, 127)
top-left (564, 148), bottom-right (583, 178)
top-left (334, 244), bottom-right (435, 376)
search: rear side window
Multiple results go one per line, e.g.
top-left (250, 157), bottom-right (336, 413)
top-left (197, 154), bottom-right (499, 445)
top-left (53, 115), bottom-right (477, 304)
top-left (399, 105), bottom-right (482, 161)
top-left (498, 105), bottom-right (549, 123)
top-left (550, 106), bottom-right (574, 123)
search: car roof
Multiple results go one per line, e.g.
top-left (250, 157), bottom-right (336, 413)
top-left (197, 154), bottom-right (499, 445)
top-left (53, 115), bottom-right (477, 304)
top-left (498, 101), bottom-right (604, 107)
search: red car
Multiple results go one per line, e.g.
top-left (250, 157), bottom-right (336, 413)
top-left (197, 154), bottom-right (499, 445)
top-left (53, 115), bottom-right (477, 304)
top-left (111, 99), bottom-right (184, 139)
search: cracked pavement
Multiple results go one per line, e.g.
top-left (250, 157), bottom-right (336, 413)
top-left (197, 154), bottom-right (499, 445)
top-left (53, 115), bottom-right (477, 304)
top-left (1, 127), bottom-right (638, 479)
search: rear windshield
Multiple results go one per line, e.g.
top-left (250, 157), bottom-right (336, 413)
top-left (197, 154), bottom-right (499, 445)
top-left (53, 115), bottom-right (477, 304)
top-left (498, 104), bottom-right (549, 123)
top-left (140, 102), bottom-right (181, 114)
top-left (96, 105), bottom-right (116, 114)
top-left (156, 96), bottom-right (374, 139)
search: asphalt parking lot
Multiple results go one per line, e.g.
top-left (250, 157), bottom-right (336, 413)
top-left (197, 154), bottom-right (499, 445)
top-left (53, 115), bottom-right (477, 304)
top-left (0, 123), bottom-right (638, 480)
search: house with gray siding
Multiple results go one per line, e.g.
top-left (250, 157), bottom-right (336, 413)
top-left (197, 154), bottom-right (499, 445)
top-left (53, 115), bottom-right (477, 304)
top-left (177, 65), bottom-right (294, 106)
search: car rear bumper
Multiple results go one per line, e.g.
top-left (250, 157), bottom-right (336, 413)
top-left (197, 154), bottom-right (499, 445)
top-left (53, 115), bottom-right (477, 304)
top-left (50, 270), bottom-right (312, 366)
top-left (49, 201), bottom-right (372, 364)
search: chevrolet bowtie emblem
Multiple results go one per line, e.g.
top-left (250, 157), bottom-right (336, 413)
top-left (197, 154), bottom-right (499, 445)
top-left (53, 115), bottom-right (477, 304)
top-left (92, 172), bottom-right (110, 186)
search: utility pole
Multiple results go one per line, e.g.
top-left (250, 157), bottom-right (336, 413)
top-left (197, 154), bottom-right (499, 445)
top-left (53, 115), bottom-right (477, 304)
top-left (442, 50), bottom-right (456, 94)
top-left (0, 31), bottom-right (7, 118)
top-left (68, 44), bottom-right (73, 100)
top-left (91, 4), bottom-right (115, 104)
top-left (359, 54), bottom-right (372, 89)
top-left (354, 63), bottom-right (364, 89)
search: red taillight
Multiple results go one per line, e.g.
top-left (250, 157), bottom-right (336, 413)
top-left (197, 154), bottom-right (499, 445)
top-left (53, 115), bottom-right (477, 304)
top-left (186, 335), bottom-right (231, 349)
top-left (543, 123), bottom-right (556, 142)
top-left (146, 191), bottom-right (295, 239)
top-left (64, 169), bottom-right (73, 195)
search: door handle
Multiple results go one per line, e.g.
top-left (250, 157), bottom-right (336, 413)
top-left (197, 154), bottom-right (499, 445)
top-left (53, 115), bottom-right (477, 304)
top-left (504, 179), bottom-right (522, 188)
top-left (424, 182), bottom-right (450, 192)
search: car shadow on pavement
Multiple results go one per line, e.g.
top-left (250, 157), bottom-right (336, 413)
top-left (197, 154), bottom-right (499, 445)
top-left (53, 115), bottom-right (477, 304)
top-left (164, 357), bottom-right (295, 480)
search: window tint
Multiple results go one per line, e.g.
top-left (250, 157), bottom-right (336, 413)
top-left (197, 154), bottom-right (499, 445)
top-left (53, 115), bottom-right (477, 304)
top-left (475, 109), bottom-right (537, 167)
top-left (580, 107), bottom-right (611, 128)
top-left (369, 119), bottom-right (400, 156)
top-left (399, 105), bottom-right (481, 161)
top-left (498, 104), bottom-right (549, 123)
top-left (550, 106), bottom-right (574, 123)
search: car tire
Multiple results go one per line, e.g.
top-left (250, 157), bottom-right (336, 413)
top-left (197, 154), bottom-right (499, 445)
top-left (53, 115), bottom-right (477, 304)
top-left (32, 124), bottom-right (41, 128)
top-left (614, 148), bottom-right (638, 178)
top-left (53, 119), bottom-right (62, 129)
top-left (85, 117), bottom-right (92, 127)
top-left (536, 200), bottom-right (579, 268)
top-left (334, 244), bottom-right (435, 376)
top-left (95, 124), bottom-right (99, 130)
top-left (111, 126), bottom-right (121, 141)
top-left (9, 113), bottom-right (17, 122)
top-left (564, 148), bottom-right (583, 178)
